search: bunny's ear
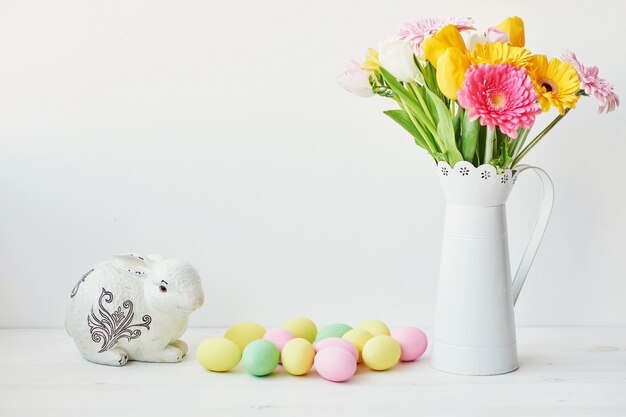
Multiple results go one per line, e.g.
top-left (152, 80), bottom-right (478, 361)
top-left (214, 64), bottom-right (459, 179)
top-left (114, 253), bottom-right (152, 276)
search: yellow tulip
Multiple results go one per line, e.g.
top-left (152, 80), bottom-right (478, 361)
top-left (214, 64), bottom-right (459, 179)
top-left (362, 48), bottom-right (380, 73)
top-left (497, 16), bottom-right (525, 47)
top-left (436, 48), bottom-right (471, 100)
top-left (422, 24), bottom-right (467, 68)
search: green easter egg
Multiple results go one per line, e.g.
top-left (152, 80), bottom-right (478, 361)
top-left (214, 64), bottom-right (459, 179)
top-left (242, 340), bottom-right (279, 377)
top-left (315, 323), bottom-right (353, 342)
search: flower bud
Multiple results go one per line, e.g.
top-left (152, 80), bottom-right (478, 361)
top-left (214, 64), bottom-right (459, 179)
top-left (337, 61), bottom-right (374, 97)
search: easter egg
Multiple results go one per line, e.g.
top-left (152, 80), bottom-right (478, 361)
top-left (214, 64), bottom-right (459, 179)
top-left (242, 339), bottom-right (279, 377)
top-left (362, 335), bottom-right (401, 371)
top-left (224, 322), bottom-right (266, 351)
top-left (314, 337), bottom-right (359, 362)
top-left (282, 317), bottom-right (317, 343)
top-left (315, 323), bottom-right (352, 342)
top-left (281, 338), bottom-right (315, 376)
top-left (196, 338), bottom-right (241, 372)
top-left (357, 319), bottom-right (390, 337)
top-left (263, 328), bottom-right (294, 353)
top-left (342, 328), bottom-right (373, 363)
top-left (314, 346), bottom-right (357, 382)
top-left (391, 326), bottom-right (428, 362)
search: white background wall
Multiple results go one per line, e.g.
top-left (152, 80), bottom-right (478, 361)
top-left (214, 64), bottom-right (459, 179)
top-left (1, 0), bottom-right (624, 329)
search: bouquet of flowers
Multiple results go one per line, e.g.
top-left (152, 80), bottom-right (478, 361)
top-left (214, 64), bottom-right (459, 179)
top-left (338, 17), bottom-right (619, 170)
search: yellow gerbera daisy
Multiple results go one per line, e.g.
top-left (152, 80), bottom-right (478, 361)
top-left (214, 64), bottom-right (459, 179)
top-left (470, 43), bottom-right (533, 68)
top-left (528, 54), bottom-right (580, 114)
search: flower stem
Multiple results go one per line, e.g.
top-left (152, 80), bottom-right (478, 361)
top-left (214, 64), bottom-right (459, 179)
top-left (511, 128), bottom-right (529, 157)
top-left (404, 82), bottom-right (446, 153)
top-left (408, 82), bottom-right (436, 128)
top-left (512, 109), bottom-right (570, 167)
top-left (398, 98), bottom-right (438, 155)
top-left (484, 127), bottom-right (495, 164)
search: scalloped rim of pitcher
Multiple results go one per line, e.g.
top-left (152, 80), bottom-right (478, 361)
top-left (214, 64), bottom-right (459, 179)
top-left (436, 161), bottom-right (519, 183)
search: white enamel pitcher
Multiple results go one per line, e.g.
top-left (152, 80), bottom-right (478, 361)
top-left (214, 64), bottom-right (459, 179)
top-left (431, 161), bottom-right (554, 375)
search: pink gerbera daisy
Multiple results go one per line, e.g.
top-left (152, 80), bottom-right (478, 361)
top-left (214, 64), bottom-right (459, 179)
top-left (559, 51), bottom-right (620, 114)
top-left (398, 17), bottom-right (475, 56)
top-left (458, 64), bottom-right (541, 139)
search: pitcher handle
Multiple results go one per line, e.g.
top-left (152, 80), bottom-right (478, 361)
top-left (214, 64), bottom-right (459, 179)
top-left (511, 165), bottom-right (554, 305)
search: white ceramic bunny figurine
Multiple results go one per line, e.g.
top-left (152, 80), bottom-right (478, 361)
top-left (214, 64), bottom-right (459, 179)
top-left (65, 253), bottom-right (205, 366)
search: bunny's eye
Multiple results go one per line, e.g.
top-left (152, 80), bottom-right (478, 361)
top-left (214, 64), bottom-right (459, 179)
top-left (159, 285), bottom-right (167, 293)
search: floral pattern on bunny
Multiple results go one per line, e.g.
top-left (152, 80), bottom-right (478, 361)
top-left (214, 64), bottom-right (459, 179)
top-left (65, 254), bottom-right (205, 366)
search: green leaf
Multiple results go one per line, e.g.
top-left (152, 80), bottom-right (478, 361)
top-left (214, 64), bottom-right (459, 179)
top-left (384, 110), bottom-right (428, 149)
top-left (461, 111), bottom-right (480, 162)
top-left (424, 89), bottom-right (463, 167)
top-left (418, 85), bottom-right (438, 123)
top-left (380, 67), bottom-right (441, 154)
top-left (453, 107), bottom-right (463, 148)
top-left (423, 62), bottom-right (439, 95)
top-left (476, 124), bottom-right (487, 165)
top-left (431, 152), bottom-right (446, 161)
top-left (489, 144), bottom-right (511, 173)
top-left (379, 67), bottom-right (430, 124)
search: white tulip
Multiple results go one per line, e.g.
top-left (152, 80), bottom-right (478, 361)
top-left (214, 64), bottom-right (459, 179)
top-left (378, 40), bottom-right (418, 82)
top-left (467, 27), bottom-right (509, 51)
top-left (486, 27), bottom-right (509, 44)
top-left (467, 33), bottom-right (487, 51)
top-left (337, 61), bottom-right (374, 97)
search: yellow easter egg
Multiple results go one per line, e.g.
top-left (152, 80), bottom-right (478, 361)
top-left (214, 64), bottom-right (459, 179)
top-left (342, 328), bottom-right (373, 363)
top-left (281, 338), bottom-right (315, 376)
top-left (196, 338), bottom-right (242, 372)
top-left (224, 322), bottom-right (266, 351)
top-left (282, 317), bottom-right (317, 343)
top-left (358, 319), bottom-right (390, 337)
top-left (362, 335), bottom-right (401, 371)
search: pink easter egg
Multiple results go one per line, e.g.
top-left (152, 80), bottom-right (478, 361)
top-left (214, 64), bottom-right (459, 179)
top-left (391, 326), bottom-right (428, 362)
top-left (314, 337), bottom-right (359, 362)
top-left (314, 346), bottom-right (357, 382)
top-left (263, 328), bottom-right (294, 353)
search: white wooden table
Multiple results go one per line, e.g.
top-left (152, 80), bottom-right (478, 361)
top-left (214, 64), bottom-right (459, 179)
top-left (0, 327), bottom-right (625, 417)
